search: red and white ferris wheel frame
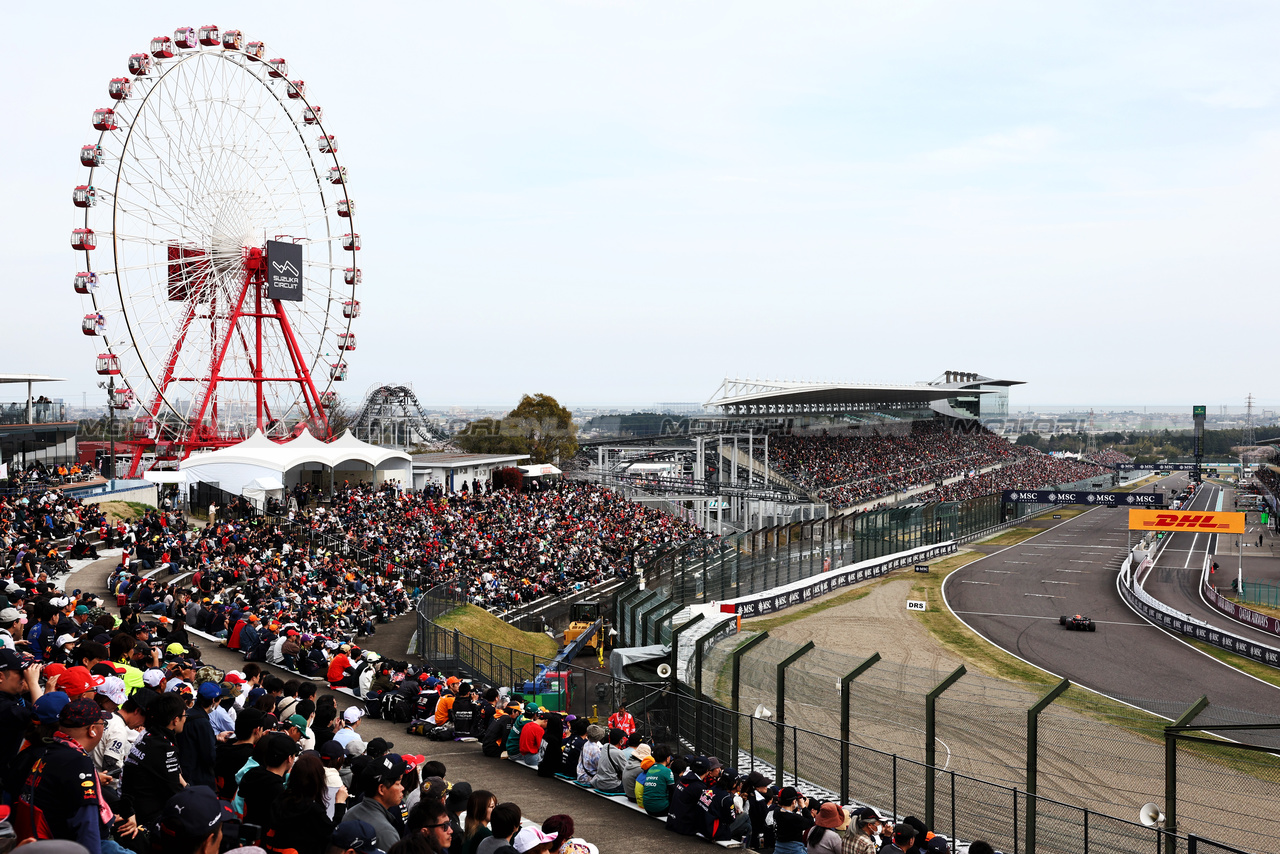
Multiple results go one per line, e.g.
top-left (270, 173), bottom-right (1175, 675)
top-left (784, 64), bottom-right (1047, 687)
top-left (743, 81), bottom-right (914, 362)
top-left (73, 26), bottom-right (362, 477)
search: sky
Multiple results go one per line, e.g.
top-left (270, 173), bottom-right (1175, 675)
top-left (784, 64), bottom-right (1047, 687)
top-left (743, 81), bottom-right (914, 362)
top-left (6, 1), bottom-right (1280, 411)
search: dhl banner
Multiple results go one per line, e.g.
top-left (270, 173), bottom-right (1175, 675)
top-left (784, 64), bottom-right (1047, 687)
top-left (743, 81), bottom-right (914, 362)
top-left (1128, 509), bottom-right (1246, 534)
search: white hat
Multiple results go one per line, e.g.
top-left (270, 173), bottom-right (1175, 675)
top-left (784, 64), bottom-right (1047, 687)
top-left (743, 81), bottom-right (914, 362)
top-left (513, 826), bottom-right (556, 853)
top-left (143, 669), bottom-right (166, 688)
top-left (165, 679), bottom-right (190, 694)
top-left (50, 597), bottom-right (70, 608)
top-left (97, 676), bottom-right (127, 705)
top-left (343, 706), bottom-right (365, 723)
top-left (0, 607), bottom-right (24, 623)
top-left (56, 633), bottom-right (77, 648)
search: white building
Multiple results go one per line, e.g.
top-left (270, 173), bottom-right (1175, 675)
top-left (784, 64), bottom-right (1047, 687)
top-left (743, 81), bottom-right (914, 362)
top-left (412, 452), bottom-right (530, 493)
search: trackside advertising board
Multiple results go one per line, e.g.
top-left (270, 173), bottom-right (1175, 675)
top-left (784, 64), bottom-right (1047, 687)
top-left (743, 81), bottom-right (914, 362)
top-left (726, 541), bottom-right (956, 618)
top-left (1127, 509), bottom-right (1245, 534)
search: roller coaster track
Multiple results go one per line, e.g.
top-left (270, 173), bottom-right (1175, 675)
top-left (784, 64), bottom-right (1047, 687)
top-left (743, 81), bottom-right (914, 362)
top-left (352, 383), bottom-right (452, 445)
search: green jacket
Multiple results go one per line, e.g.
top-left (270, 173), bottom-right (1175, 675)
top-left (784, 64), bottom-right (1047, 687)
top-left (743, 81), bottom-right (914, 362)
top-left (642, 762), bottom-right (675, 813)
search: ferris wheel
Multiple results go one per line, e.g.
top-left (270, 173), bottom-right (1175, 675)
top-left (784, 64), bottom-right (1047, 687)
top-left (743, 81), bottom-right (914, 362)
top-left (73, 26), bottom-right (361, 477)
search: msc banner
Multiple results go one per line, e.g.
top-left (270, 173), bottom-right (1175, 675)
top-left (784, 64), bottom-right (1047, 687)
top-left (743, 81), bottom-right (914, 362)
top-left (728, 541), bottom-right (957, 618)
top-left (1120, 578), bottom-right (1280, 667)
top-left (266, 239), bottom-right (303, 301)
top-left (1115, 463), bottom-right (1197, 471)
top-left (1001, 490), bottom-right (1164, 507)
top-left (1128, 509), bottom-right (1246, 534)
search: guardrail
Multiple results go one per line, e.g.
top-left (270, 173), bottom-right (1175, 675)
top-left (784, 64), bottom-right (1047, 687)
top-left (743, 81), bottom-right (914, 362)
top-left (1119, 555), bottom-right (1280, 668)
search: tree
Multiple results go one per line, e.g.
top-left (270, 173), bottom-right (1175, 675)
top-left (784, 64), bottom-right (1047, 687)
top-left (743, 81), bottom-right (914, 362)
top-left (312, 394), bottom-right (356, 439)
top-left (1015, 432), bottom-right (1042, 448)
top-left (454, 393), bottom-right (579, 464)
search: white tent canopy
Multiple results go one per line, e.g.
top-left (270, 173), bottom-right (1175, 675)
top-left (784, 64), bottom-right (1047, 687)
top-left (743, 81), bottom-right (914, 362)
top-left (143, 471), bottom-right (189, 485)
top-left (181, 430), bottom-right (412, 498)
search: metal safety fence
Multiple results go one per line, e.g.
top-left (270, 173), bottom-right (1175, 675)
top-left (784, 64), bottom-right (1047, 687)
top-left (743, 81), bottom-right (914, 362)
top-left (615, 474), bottom-right (1108, 648)
top-left (413, 601), bottom-right (1266, 853)
top-left (1237, 579), bottom-right (1280, 608)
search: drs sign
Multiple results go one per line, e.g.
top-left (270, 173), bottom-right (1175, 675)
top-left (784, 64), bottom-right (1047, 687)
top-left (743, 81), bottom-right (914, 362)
top-left (266, 239), bottom-right (303, 301)
top-left (906, 600), bottom-right (928, 612)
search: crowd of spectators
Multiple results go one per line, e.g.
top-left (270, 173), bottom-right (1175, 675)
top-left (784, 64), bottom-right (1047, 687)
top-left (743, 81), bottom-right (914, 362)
top-left (913, 455), bottom-right (1110, 503)
top-left (1082, 449), bottom-right (1133, 467)
top-left (755, 423), bottom-right (1031, 508)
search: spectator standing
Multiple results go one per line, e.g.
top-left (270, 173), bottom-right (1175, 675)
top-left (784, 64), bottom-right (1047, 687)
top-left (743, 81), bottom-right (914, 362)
top-left (121, 691), bottom-right (187, 830)
top-left (213, 707), bottom-right (265, 801)
top-left (178, 681), bottom-right (220, 787)
top-left (0, 650), bottom-right (42, 767)
top-left (606, 704), bottom-right (635, 740)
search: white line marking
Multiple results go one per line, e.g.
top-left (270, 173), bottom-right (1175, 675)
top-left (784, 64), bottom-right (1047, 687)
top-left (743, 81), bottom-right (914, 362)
top-left (1056, 569), bottom-right (1085, 573)
top-left (961, 580), bottom-right (994, 585)
top-left (1004, 561), bottom-right (1032, 565)
top-left (954, 610), bottom-right (1150, 627)
top-left (1069, 560), bottom-right (1094, 564)
top-left (1025, 593), bottom-right (1060, 598)
top-left (984, 569), bottom-right (1013, 573)
top-left (1042, 580), bottom-right (1076, 585)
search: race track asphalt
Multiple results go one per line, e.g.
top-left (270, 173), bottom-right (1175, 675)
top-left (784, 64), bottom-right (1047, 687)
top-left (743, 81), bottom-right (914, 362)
top-left (943, 477), bottom-right (1280, 719)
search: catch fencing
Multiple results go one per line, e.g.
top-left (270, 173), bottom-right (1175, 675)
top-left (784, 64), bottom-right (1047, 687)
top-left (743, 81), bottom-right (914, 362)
top-left (615, 474), bottom-right (1109, 648)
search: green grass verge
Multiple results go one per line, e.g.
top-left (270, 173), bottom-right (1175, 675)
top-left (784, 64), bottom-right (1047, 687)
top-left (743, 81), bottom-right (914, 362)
top-left (742, 582), bottom-right (883, 633)
top-left (435, 604), bottom-right (559, 668)
top-left (982, 528), bottom-right (1042, 546)
top-left (1179, 636), bottom-right (1280, 690)
top-left (95, 500), bottom-right (153, 523)
top-left (1032, 506), bottom-right (1090, 520)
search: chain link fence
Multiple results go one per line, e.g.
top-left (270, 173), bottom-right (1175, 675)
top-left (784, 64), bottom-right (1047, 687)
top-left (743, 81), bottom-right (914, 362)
top-left (701, 631), bottom-right (1280, 854)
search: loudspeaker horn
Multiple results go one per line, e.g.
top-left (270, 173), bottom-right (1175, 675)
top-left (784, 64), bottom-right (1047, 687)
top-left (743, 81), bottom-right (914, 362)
top-left (1139, 803), bottom-right (1165, 828)
top-left (753, 704), bottom-right (773, 720)
top-left (655, 663), bottom-right (672, 679)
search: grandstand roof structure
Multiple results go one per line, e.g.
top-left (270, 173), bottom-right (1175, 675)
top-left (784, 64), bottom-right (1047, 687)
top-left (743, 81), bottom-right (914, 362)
top-left (705, 373), bottom-right (1024, 417)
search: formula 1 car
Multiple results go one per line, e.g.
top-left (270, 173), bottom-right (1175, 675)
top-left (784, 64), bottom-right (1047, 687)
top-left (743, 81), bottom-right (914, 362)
top-left (1059, 614), bottom-right (1096, 632)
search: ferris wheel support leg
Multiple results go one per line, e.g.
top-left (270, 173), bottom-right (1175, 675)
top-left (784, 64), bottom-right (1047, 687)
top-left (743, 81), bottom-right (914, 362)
top-left (189, 276), bottom-right (253, 442)
top-left (271, 298), bottom-right (329, 438)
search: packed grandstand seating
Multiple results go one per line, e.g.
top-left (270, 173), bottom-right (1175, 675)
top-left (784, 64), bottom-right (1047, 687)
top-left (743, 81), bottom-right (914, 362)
top-left (913, 454), bottom-right (1110, 502)
top-left (1083, 448), bottom-right (1134, 467)
top-left (755, 422), bottom-right (1033, 508)
top-left (4, 479), bottom-right (710, 665)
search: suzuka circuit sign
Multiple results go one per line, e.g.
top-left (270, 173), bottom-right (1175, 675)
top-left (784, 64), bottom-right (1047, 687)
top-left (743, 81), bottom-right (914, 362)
top-left (266, 239), bottom-right (303, 301)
